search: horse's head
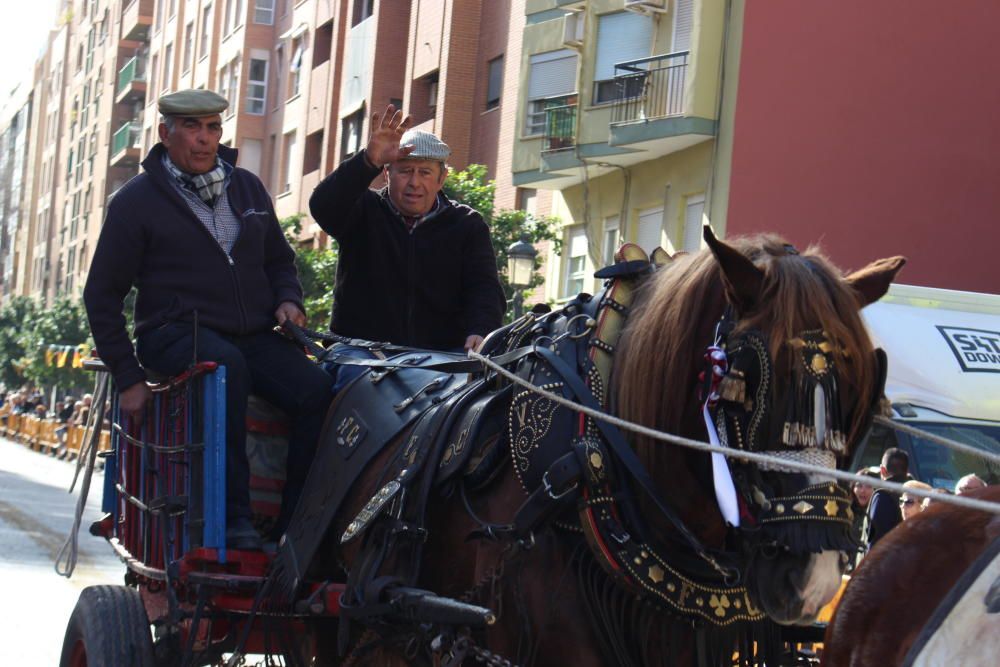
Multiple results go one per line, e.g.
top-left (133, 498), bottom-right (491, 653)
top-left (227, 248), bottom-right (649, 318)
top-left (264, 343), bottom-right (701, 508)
top-left (615, 228), bottom-right (905, 625)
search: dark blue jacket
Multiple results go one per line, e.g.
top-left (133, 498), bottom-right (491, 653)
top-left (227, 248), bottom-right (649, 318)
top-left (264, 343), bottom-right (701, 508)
top-left (83, 144), bottom-right (302, 391)
top-left (308, 150), bottom-right (506, 350)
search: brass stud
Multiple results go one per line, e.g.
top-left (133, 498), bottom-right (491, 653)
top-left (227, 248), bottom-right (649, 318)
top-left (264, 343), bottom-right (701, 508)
top-left (825, 500), bottom-right (839, 517)
top-left (648, 565), bottom-right (665, 584)
top-left (667, 583), bottom-right (676, 592)
top-left (776, 504), bottom-right (786, 514)
top-left (793, 501), bottom-right (814, 515)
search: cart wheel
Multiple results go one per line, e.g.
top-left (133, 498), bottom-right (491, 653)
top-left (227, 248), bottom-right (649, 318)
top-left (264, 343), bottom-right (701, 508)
top-left (59, 585), bottom-right (155, 667)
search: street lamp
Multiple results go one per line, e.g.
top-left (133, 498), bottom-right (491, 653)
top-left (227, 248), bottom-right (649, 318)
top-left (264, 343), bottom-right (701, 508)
top-left (507, 236), bottom-right (538, 319)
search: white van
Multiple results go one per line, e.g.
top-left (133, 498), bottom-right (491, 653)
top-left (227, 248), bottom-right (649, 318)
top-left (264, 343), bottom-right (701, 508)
top-left (850, 284), bottom-right (1000, 488)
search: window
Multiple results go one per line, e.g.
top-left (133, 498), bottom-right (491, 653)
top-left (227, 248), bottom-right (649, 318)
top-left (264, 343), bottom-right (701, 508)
top-left (149, 54), bottom-right (159, 96)
top-left (227, 0), bottom-right (245, 33)
top-left (218, 63), bottom-right (229, 100)
top-left (593, 12), bottom-right (654, 104)
top-left (273, 45), bottom-right (284, 107)
top-left (565, 227), bottom-right (588, 297)
top-left (352, 0), bottom-right (374, 26)
top-left (486, 56), bottom-right (503, 110)
top-left (163, 43), bottom-right (174, 92)
top-left (340, 105), bottom-right (365, 160)
top-left (517, 188), bottom-right (537, 215)
top-left (428, 79), bottom-right (439, 109)
top-left (228, 59), bottom-right (241, 111)
top-left (637, 206), bottom-right (664, 254)
top-left (241, 138), bottom-right (262, 175)
top-left (280, 131), bottom-right (296, 193)
top-left (288, 37), bottom-right (304, 98)
top-left (682, 195), bottom-right (706, 252)
top-left (169, 0), bottom-right (178, 18)
top-left (313, 21), bottom-right (333, 67)
top-left (525, 50), bottom-right (577, 136)
top-left (200, 5), bottom-right (213, 58)
top-left (254, 0), bottom-right (275, 25)
top-left (183, 22), bottom-right (194, 72)
top-left (673, 0), bottom-right (694, 53)
top-left (603, 217), bottom-right (620, 268)
top-left (246, 57), bottom-right (268, 114)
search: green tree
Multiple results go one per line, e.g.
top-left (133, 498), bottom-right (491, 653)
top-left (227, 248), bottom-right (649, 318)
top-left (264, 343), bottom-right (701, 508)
top-left (443, 164), bottom-right (561, 319)
top-left (0, 296), bottom-right (37, 389)
top-left (281, 215), bottom-right (339, 330)
top-left (18, 297), bottom-right (93, 394)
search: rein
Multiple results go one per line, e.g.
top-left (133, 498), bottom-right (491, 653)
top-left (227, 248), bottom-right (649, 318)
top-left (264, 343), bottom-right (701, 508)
top-left (470, 352), bottom-right (1000, 517)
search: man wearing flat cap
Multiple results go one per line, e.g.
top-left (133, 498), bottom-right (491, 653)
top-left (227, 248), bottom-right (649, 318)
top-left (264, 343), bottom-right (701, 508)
top-left (83, 89), bottom-right (332, 550)
top-left (309, 105), bottom-right (505, 388)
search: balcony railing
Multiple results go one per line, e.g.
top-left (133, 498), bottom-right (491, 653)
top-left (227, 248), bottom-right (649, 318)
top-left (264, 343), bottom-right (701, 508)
top-left (543, 103), bottom-right (577, 152)
top-left (117, 56), bottom-right (146, 94)
top-left (112, 122), bottom-right (141, 155)
top-left (610, 51), bottom-right (689, 125)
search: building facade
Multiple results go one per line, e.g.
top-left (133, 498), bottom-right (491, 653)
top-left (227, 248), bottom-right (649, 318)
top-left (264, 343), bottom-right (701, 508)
top-left (0, 0), bottom-right (542, 310)
top-left (513, 0), bottom-right (724, 302)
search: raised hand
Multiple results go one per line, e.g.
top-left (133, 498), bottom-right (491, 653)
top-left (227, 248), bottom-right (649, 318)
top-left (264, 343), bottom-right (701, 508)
top-left (365, 104), bottom-right (414, 167)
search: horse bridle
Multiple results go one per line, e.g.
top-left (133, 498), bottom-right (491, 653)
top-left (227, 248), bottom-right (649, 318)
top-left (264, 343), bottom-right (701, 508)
top-left (704, 308), bottom-right (870, 552)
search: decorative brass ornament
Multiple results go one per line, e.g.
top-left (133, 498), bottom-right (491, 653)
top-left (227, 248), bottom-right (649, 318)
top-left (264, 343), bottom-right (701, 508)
top-left (825, 500), bottom-right (839, 517)
top-left (589, 452), bottom-right (603, 470)
top-left (792, 501), bottom-right (814, 515)
top-left (810, 354), bottom-right (828, 374)
top-left (710, 594), bottom-right (731, 617)
top-left (648, 565), bottom-right (665, 584)
top-left (776, 503), bottom-right (786, 514)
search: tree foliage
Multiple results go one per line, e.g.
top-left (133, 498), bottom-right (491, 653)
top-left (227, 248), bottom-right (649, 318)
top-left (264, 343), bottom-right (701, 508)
top-left (0, 295), bottom-right (92, 394)
top-left (443, 164), bottom-right (561, 315)
top-left (281, 214), bottom-right (338, 330)
top-left (0, 296), bottom-right (37, 388)
top-left (18, 297), bottom-right (93, 393)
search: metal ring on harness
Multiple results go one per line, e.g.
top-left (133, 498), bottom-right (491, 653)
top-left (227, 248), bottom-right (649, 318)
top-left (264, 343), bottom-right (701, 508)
top-left (565, 313), bottom-right (597, 340)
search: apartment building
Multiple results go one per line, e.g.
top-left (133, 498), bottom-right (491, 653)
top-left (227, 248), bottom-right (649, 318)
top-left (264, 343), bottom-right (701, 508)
top-left (1, 0), bottom-right (549, 308)
top-left (514, 0), bottom-right (724, 303)
top-left (0, 83), bottom-right (33, 299)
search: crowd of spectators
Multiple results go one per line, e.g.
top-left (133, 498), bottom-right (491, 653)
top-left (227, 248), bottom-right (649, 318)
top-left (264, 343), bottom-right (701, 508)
top-left (0, 388), bottom-right (96, 458)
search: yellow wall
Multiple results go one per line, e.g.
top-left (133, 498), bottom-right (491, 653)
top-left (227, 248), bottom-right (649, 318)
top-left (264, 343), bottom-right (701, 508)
top-left (544, 140), bottom-right (714, 300)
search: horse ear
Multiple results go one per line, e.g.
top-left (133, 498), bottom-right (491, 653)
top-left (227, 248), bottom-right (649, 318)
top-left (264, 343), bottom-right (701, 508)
top-left (703, 225), bottom-right (764, 311)
top-left (845, 256), bottom-right (907, 308)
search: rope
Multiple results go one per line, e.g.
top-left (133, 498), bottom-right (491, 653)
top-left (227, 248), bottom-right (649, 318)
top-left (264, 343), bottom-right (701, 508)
top-left (55, 371), bottom-right (111, 577)
top-left (873, 414), bottom-right (1000, 466)
top-left (469, 351), bottom-right (1000, 516)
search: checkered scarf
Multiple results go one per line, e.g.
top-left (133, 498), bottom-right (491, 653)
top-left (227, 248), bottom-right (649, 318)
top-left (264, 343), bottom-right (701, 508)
top-left (163, 155), bottom-right (229, 206)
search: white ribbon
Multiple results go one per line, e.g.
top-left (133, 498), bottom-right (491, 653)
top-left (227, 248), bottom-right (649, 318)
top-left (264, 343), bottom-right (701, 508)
top-left (704, 402), bottom-right (741, 527)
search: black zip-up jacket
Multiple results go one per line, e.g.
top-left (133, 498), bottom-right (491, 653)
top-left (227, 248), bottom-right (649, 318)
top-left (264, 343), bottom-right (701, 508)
top-left (83, 144), bottom-right (303, 391)
top-left (309, 151), bottom-right (506, 349)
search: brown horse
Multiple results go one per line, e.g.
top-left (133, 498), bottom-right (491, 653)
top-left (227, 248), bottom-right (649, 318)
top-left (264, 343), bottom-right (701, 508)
top-left (320, 231), bottom-right (905, 666)
top-left (823, 485), bottom-right (1000, 666)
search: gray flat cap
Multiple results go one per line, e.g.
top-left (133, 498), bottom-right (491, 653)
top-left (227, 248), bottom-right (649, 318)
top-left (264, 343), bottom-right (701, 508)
top-left (158, 89), bottom-right (229, 117)
top-left (400, 129), bottom-right (451, 162)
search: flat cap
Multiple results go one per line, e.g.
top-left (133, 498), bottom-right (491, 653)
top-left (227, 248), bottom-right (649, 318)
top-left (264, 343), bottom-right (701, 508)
top-left (400, 129), bottom-right (451, 162)
top-left (158, 89), bottom-right (229, 117)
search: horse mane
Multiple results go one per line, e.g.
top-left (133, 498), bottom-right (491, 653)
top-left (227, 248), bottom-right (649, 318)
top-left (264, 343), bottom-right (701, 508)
top-left (614, 234), bottom-right (878, 471)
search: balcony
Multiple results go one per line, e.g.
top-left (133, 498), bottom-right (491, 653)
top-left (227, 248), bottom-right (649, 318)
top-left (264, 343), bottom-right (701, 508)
top-left (110, 122), bottom-right (141, 167)
top-left (606, 52), bottom-right (715, 149)
top-left (121, 0), bottom-right (154, 43)
top-left (115, 56), bottom-right (146, 104)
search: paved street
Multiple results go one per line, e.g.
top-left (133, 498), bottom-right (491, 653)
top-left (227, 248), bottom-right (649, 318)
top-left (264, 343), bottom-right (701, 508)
top-left (0, 436), bottom-right (123, 666)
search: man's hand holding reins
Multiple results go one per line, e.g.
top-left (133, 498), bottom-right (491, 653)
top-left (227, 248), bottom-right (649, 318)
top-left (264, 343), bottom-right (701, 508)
top-left (274, 301), bottom-right (307, 327)
top-left (119, 381), bottom-right (152, 426)
top-left (363, 104), bottom-right (414, 168)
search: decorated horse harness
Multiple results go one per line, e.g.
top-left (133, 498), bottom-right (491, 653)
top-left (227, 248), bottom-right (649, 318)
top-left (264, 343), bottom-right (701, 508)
top-left (268, 242), bottom-right (878, 664)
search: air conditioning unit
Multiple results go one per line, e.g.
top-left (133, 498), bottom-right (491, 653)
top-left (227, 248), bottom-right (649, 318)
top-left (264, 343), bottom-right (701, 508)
top-left (563, 11), bottom-right (585, 49)
top-left (625, 0), bottom-right (669, 14)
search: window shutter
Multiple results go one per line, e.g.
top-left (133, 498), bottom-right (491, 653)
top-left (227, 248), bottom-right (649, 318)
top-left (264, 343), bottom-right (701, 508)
top-left (637, 207), bottom-right (664, 254)
top-left (682, 195), bottom-right (705, 252)
top-left (673, 0), bottom-right (694, 53)
top-left (528, 50), bottom-right (578, 100)
top-left (595, 12), bottom-right (654, 81)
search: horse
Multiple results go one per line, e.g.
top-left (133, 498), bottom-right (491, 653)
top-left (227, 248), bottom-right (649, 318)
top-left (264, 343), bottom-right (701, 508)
top-left (280, 228), bottom-right (905, 666)
top-left (823, 484), bottom-right (1000, 666)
